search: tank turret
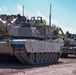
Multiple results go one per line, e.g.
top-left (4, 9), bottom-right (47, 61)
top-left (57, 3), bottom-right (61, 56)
top-left (0, 14), bottom-right (56, 39)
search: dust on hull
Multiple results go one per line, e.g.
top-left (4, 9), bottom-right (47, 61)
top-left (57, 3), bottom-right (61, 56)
top-left (0, 42), bottom-right (12, 53)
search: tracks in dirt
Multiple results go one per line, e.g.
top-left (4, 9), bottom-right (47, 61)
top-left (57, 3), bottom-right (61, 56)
top-left (0, 55), bottom-right (75, 70)
top-left (0, 56), bottom-right (76, 68)
top-left (0, 56), bottom-right (76, 75)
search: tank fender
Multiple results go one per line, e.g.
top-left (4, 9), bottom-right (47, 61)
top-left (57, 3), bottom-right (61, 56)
top-left (11, 40), bottom-right (25, 49)
top-left (54, 38), bottom-right (64, 47)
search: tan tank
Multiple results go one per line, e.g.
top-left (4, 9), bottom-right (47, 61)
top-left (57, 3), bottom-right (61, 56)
top-left (60, 28), bottom-right (76, 57)
top-left (0, 14), bottom-right (64, 64)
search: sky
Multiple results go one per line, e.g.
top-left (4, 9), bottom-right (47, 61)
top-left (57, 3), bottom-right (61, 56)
top-left (0, 0), bottom-right (76, 33)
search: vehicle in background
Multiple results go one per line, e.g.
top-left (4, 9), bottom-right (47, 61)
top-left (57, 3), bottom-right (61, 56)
top-left (60, 28), bottom-right (76, 57)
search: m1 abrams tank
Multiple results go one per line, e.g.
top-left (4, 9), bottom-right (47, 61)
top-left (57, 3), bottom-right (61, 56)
top-left (60, 28), bottom-right (76, 57)
top-left (0, 14), bottom-right (64, 64)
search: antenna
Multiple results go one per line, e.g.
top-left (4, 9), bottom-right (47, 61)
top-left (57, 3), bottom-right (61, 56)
top-left (49, 4), bottom-right (51, 27)
top-left (23, 5), bottom-right (24, 16)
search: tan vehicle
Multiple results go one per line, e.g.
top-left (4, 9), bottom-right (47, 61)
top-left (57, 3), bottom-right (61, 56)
top-left (60, 28), bottom-right (76, 57)
top-left (0, 14), bottom-right (64, 64)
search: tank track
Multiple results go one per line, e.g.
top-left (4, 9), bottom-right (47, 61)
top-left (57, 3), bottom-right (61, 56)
top-left (13, 48), bottom-right (60, 65)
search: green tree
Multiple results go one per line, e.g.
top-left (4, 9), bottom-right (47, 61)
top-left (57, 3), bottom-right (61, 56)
top-left (52, 24), bottom-right (62, 38)
top-left (52, 24), bottom-right (60, 32)
top-left (42, 19), bottom-right (47, 25)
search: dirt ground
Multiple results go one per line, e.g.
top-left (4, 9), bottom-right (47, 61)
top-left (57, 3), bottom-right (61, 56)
top-left (0, 56), bottom-right (76, 75)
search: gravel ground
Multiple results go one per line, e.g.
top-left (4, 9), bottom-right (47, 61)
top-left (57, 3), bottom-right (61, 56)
top-left (0, 56), bottom-right (76, 75)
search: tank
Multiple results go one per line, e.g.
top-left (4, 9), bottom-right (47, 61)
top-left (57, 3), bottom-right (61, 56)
top-left (60, 28), bottom-right (76, 58)
top-left (0, 14), bottom-right (64, 64)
